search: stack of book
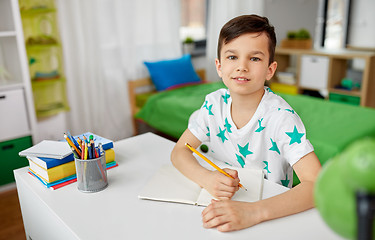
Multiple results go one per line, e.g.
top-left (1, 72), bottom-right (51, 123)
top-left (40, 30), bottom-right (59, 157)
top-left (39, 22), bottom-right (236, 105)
top-left (19, 132), bottom-right (118, 190)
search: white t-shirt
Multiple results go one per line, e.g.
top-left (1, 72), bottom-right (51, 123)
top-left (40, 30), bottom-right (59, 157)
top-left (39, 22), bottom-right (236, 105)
top-left (188, 87), bottom-right (314, 188)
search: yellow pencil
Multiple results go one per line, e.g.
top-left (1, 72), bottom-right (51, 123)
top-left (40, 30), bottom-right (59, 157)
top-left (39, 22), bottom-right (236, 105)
top-left (84, 142), bottom-right (88, 160)
top-left (185, 143), bottom-right (247, 191)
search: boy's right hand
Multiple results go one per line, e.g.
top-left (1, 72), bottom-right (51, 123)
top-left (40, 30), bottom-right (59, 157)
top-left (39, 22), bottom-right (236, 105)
top-left (204, 168), bottom-right (240, 200)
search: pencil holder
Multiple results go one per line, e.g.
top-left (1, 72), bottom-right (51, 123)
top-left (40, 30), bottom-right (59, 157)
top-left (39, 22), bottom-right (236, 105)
top-left (74, 153), bottom-right (108, 193)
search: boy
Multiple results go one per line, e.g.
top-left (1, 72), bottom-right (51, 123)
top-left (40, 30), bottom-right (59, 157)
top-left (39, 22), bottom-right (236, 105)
top-left (171, 15), bottom-right (321, 232)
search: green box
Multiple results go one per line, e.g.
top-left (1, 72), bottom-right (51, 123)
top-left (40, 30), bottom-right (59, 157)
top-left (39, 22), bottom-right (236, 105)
top-left (329, 93), bottom-right (361, 106)
top-left (0, 136), bottom-right (33, 186)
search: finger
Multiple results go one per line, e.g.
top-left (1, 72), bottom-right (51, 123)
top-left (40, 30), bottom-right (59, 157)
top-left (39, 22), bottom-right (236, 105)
top-left (218, 173), bottom-right (240, 187)
top-left (216, 179), bottom-right (240, 194)
top-left (217, 222), bottom-right (236, 232)
top-left (203, 215), bottom-right (230, 229)
top-left (202, 204), bottom-right (230, 229)
top-left (202, 200), bottom-right (224, 221)
top-left (223, 168), bottom-right (239, 179)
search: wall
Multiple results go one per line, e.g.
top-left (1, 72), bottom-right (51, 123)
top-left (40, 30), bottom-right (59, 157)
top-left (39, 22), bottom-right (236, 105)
top-left (35, 113), bottom-right (67, 143)
top-left (263, 0), bottom-right (319, 46)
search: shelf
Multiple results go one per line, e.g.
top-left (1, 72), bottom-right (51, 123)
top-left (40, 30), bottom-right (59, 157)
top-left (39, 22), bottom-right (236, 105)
top-left (20, 8), bottom-right (56, 16)
top-left (274, 48), bottom-right (375, 107)
top-left (328, 88), bottom-right (362, 97)
top-left (0, 82), bottom-right (24, 91)
top-left (0, 31), bottom-right (16, 37)
top-left (26, 43), bottom-right (59, 48)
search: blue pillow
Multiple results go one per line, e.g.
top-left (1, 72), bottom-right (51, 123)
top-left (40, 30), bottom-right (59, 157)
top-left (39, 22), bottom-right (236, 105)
top-left (144, 54), bottom-right (201, 91)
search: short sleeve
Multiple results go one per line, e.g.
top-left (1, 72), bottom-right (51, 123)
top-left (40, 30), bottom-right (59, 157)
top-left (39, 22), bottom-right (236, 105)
top-left (273, 111), bottom-right (314, 166)
top-left (188, 96), bottom-right (211, 143)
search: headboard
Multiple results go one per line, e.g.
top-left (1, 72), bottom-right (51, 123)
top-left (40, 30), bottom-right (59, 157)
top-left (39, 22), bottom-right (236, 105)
top-left (128, 69), bottom-right (206, 135)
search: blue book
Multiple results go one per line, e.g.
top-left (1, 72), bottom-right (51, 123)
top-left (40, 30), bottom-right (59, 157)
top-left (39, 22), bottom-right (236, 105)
top-left (27, 153), bottom-right (74, 169)
top-left (73, 132), bottom-right (114, 150)
top-left (28, 170), bottom-right (76, 188)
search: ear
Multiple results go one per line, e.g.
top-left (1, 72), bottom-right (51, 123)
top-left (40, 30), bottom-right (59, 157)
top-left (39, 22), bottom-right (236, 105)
top-left (266, 61), bottom-right (277, 81)
top-left (215, 58), bottom-right (222, 78)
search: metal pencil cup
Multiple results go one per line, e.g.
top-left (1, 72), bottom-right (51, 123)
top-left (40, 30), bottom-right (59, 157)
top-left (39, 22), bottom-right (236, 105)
top-left (75, 153), bottom-right (108, 193)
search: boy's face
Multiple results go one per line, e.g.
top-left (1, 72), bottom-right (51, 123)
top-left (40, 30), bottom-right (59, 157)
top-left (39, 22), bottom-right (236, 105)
top-left (215, 32), bottom-right (277, 97)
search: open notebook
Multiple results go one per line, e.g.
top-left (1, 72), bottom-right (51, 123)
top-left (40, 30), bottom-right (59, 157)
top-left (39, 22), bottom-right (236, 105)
top-left (138, 164), bottom-right (264, 207)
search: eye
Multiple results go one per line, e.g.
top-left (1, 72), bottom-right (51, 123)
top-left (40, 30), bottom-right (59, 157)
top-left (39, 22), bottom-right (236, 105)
top-left (227, 55), bottom-right (237, 60)
top-left (250, 57), bottom-right (261, 62)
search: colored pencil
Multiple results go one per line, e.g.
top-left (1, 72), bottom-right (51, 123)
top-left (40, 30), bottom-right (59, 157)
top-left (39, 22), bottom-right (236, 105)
top-left (64, 133), bottom-right (81, 158)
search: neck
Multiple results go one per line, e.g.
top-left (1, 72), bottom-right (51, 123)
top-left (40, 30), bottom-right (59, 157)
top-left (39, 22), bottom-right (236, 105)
top-left (230, 88), bottom-right (265, 129)
top-left (231, 88), bottom-right (265, 111)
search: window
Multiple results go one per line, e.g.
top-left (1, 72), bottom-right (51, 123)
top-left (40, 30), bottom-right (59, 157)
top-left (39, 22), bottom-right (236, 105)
top-left (180, 0), bottom-right (207, 56)
top-left (321, 0), bottom-right (351, 49)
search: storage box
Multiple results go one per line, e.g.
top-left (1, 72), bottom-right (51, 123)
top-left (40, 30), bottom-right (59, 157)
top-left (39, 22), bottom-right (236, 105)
top-left (329, 93), bottom-right (360, 106)
top-left (299, 55), bottom-right (329, 90)
top-left (0, 88), bottom-right (30, 142)
top-left (0, 136), bottom-right (32, 185)
top-left (270, 82), bottom-right (298, 95)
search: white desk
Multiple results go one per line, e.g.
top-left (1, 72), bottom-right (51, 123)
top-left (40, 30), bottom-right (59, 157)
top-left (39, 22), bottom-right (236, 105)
top-left (14, 133), bottom-right (343, 240)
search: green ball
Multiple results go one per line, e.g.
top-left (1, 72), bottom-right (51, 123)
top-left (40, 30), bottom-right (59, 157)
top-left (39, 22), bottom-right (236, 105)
top-left (341, 138), bottom-right (375, 192)
top-left (200, 144), bottom-right (209, 153)
top-left (314, 159), bottom-right (356, 239)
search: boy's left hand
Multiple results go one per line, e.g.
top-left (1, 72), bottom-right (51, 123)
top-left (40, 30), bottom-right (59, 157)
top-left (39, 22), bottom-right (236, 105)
top-left (201, 199), bottom-right (263, 232)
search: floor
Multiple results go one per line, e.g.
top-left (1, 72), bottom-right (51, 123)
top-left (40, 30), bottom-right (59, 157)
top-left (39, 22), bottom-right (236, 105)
top-left (0, 188), bottom-right (26, 240)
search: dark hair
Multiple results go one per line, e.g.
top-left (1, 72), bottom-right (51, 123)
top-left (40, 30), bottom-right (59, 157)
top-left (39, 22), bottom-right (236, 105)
top-left (217, 15), bottom-right (276, 65)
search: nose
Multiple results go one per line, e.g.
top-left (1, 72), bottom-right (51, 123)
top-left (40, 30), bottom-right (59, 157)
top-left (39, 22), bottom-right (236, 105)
top-left (236, 60), bottom-right (248, 72)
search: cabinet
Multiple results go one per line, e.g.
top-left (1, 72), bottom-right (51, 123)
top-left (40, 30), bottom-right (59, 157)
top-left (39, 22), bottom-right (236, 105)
top-left (19, 0), bottom-right (69, 118)
top-left (271, 48), bottom-right (375, 108)
top-left (0, 0), bottom-right (37, 186)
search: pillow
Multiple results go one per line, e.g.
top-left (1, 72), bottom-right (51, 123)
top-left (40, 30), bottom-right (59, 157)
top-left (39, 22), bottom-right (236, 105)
top-left (144, 54), bottom-right (201, 91)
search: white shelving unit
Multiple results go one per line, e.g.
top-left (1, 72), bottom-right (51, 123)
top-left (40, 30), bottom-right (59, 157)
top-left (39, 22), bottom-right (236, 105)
top-left (0, 0), bottom-right (37, 186)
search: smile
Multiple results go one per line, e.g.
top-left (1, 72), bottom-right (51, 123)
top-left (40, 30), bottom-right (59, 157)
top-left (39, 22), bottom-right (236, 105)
top-left (233, 77), bottom-right (250, 81)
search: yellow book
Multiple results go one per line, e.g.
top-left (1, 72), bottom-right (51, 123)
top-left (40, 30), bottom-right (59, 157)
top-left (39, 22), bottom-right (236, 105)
top-left (28, 149), bottom-right (115, 183)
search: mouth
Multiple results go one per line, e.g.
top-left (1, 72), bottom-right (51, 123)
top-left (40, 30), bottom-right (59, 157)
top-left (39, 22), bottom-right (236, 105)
top-left (232, 77), bottom-right (250, 82)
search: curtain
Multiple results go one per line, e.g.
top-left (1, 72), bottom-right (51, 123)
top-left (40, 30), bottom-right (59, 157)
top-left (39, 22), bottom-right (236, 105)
top-left (205, 0), bottom-right (264, 82)
top-left (56, 0), bottom-right (181, 140)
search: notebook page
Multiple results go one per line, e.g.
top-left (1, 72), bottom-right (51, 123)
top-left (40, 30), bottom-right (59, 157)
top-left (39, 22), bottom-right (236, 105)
top-left (138, 164), bottom-right (202, 205)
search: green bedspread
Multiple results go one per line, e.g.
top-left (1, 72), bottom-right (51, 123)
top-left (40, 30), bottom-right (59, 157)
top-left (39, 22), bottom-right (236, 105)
top-left (136, 81), bottom-right (375, 184)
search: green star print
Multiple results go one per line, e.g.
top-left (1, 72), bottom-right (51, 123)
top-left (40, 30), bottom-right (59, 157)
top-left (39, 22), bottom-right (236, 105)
top-left (255, 118), bottom-right (265, 132)
top-left (206, 127), bottom-right (210, 137)
top-left (222, 92), bottom-right (230, 104)
top-left (263, 161), bottom-right (271, 173)
top-left (207, 104), bottom-right (214, 115)
top-left (238, 143), bottom-right (253, 158)
top-left (285, 126), bottom-right (305, 145)
top-left (285, 109), bottom-right (295, 114)
top-left (224, 118), bottom-right (232, 133)
top-left (203, 100), bottom-right (208, 109)
top-left (267, 87), bottom-right (275, 94)
top-left (202, 101), bottom-right (214, 115)
top-left (281, 174), bottom-right (290, 187)
top-left (236, 154), bottom-right (245, 168)
top-left (269, 138), bottom-right (280, 154)
top-left (216, 127), bottom-right (228, 143)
